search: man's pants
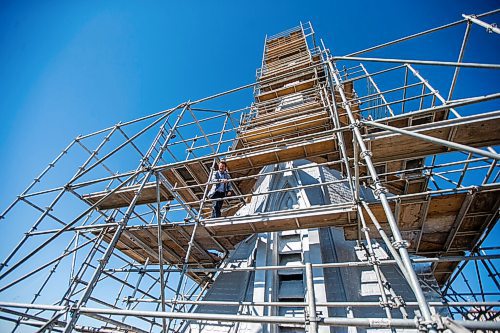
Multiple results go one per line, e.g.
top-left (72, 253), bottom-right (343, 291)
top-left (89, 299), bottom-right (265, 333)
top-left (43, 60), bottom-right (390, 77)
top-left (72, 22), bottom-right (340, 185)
top-left (211, 191), bottom-right (225, 218)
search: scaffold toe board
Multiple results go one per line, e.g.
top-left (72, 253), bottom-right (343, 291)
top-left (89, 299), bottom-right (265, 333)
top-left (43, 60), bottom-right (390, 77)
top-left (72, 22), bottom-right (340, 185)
top-left (204, 204), bottom-right (357, 235)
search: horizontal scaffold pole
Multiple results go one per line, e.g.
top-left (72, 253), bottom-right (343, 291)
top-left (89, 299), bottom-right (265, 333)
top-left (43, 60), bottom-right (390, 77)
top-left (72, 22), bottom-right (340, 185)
top-left (343, 9), bottom-right (499, 57)
top-left (104, 254), bottom-right (500, 274)
top-left (331, 56), bottom-right (500, 69)
top-left (0, 302), bottom-right (499, 330)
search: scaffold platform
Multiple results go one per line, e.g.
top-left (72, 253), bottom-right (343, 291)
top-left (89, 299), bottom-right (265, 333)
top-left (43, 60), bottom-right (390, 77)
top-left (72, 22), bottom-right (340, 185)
top-left (81, 23), bottom-right (500, 293)
top-left (98, 187), bottom-right (498, 286)
top-left (2, 16), bottom-right (499, 332)
top-left (83, 111), bottom-right (500, 211)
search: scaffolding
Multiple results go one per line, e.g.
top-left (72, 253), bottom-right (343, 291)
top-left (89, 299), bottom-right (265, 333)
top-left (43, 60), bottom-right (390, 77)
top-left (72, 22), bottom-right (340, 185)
top-left (0, 10), bottom-right (499, 333)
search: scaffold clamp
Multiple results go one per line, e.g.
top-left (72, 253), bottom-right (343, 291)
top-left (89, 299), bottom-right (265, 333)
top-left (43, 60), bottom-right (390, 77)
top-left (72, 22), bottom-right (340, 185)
top-left (373, 186), bottom-right (388, 197)
top-left (360, 150), bottom-right (372, 159)
top-left (392, 240), bottom-right (409, 249)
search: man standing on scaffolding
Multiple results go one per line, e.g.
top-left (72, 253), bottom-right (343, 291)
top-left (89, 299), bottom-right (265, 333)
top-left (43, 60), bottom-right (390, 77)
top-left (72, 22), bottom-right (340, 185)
top-left (209, 160), bottom-right (232, 218)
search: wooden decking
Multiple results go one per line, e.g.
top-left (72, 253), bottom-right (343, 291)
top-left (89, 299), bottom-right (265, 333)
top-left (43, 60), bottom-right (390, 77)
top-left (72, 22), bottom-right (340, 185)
top-left (83, 182), bottom-right (173, 211)
top-left (100, 223), bottom-right (248, 284)
top-left (83, 26), bottom-right (499, 290)
top-left (98, 188), bottom-right (498, 286)
top-left (344, 190), bottom-right (500, 285)
top-left (82, 111), bottom-right (500, 213)
top-left (228, 111), bottom-right (500, 173)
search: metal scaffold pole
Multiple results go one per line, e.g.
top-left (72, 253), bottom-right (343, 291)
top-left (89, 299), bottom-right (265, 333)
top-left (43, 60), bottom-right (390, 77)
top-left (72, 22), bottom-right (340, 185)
top-left (326, 58), bottom-right (438, 332)
top-left (0, 11), bottom-right (499, 333)
top-left (57, 105), bottom-right (189, 332)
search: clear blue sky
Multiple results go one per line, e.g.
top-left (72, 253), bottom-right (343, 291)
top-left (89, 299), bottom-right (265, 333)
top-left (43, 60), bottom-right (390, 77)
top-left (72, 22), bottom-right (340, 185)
top-left (0, 1), bottom-right (498, 201)
top-left (0, 0), bottom-right (498, 323)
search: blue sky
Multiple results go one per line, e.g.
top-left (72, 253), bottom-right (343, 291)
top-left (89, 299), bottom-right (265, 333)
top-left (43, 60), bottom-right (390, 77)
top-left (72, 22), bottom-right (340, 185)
top-left (0, 0), bottom-right (499, 325)
top-left (1, 0), bottom-right (498, 199)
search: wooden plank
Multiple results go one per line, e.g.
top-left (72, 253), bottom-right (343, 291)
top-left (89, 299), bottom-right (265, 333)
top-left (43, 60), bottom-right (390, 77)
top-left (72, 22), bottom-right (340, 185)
top-left (265, 39), bottom-right (308, 62)
top-left (343, 190), bottom-right (498, 258)
top-left (260, 55), bottom-right (315, 80)
top-left (96, 224), bottom-right (248, 284)
top-left (266, 36), bottom-right (306, 53)
top-left (94, 188), bottom-right (498, 287)
top-left (248, 100), bottom-right (323, 123)
top-left (242, 113), bottom-right (331, 144)
top-left (226, 135), bottom-right (336, 172)
top-left (162, 168), bottom-right (200, 206)
top-left (83, 182), bottom-right (173, 210)
top-left (423, 194), bottom-right (465, 233)
top-left (367, 116), bottom-right (500, 162)
top-left (83, 114), bottom-right (499, 213)
top-left (257, 77), bottom-right (317, 102)
top-left (205, 204), bottom-right (356, 237)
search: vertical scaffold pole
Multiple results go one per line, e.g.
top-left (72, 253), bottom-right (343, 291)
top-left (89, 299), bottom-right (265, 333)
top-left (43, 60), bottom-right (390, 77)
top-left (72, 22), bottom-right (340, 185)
top-left (156, 173), bottom-right (168, 333)
top-left (326, 58), bottom-right (437, 332)
top-left (357, 205), bottom-right (394, 323)
top-left (58, 104), bottom-right (188, 333)
top-left (305, 263), bottom-right (318, 333)
top-left (168, 110), bottom-right (230, 332)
